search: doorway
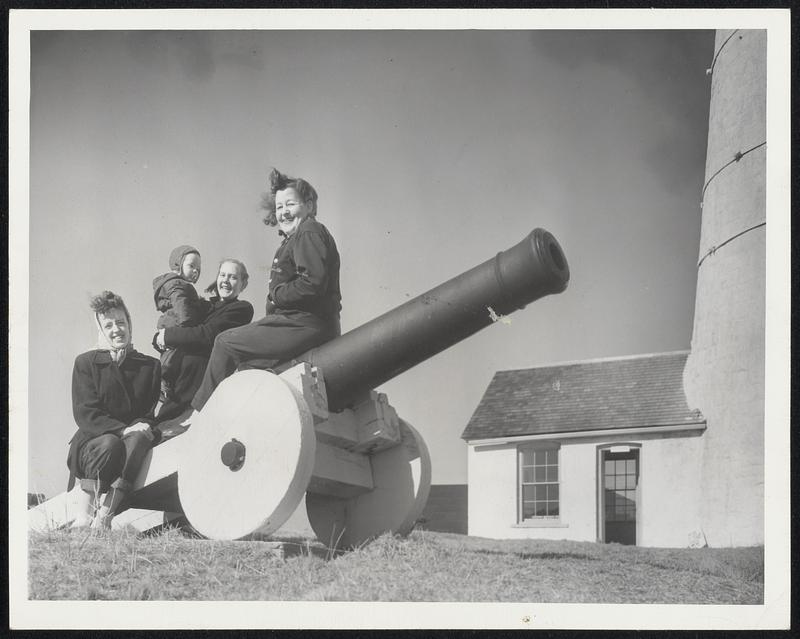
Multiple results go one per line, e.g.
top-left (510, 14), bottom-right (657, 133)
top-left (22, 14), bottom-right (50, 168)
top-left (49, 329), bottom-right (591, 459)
top-left (602, 449), bottom-right (639, 545)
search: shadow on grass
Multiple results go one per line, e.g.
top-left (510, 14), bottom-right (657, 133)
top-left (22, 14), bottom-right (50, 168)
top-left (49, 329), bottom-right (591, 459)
top-left (279, 539), bottom-right (336, 560)
top-left (247, 533), bottom-right (346, 560)
top-left (137, 517), bottom-right (192, 538)
top-left (134, 519), bottom-right (345, 561)
top-left (475, 548), bottom-right (599, 562)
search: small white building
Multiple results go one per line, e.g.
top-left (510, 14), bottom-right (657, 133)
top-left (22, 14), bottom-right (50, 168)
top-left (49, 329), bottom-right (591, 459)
top-left (462, 351), bottom-right (709, 548)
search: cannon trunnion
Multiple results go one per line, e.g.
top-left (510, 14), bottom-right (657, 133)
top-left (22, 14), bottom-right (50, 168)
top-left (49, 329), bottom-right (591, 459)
top-left (30, 229), bottom-right (569, 548)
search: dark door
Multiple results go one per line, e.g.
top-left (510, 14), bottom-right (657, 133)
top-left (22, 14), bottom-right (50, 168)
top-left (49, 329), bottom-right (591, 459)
top-left (603, 450), bottom-right (639, 545)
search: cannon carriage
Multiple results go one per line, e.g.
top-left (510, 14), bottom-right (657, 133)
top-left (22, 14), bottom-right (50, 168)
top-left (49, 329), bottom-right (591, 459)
top-left (30, 228), bottom-right (569, 548)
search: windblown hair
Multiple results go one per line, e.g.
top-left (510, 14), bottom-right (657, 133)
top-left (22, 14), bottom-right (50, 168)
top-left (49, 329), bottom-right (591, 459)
top-left (204, 258), bottom-right (250, 296)
top-left (90, 290), bottom-right (130, 320)
top-left (260, 167), bottom-right (319, 227)
top-left (89, 290), bottom-right (132, 334)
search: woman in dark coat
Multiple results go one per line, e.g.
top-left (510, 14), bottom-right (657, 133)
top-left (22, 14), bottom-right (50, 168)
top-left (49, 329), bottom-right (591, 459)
top-left (69, 290), bottom-right (160, 528)
top-left (153, 258), bottom-right (254, 423)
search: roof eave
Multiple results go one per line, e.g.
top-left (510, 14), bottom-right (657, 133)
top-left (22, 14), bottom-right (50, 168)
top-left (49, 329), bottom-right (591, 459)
top-left (464, 421), bottom-right (707, 447)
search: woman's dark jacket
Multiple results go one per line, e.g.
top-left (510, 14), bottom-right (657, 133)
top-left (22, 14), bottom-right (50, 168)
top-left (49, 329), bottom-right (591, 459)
top-left (267, 218), bottom-right (341, 329)
top-left (67, 349), bottom-right (161, 486)
top-left (163, 297), bottom-right (254, 356)
top-left (155, 297), bottom-right (254, 420)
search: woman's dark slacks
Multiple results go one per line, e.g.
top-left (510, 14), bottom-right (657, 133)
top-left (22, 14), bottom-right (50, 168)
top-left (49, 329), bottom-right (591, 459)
top-left (76, 431), bottom-right (152, 494)
top-left (191, 314), bottom-right (337, 411)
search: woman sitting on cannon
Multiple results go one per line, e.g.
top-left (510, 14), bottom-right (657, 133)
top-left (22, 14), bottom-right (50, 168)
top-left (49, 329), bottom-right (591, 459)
top-left (153, 258), bottom-right (254, 423)
top-left (186, 168), bottom-right (341, 419)
top-left (68, 291), bottom-right (161, 529)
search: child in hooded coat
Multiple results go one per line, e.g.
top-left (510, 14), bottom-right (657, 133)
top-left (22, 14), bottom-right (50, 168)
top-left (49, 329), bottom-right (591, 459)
top-left (152, 244), bottom-right (210, 402)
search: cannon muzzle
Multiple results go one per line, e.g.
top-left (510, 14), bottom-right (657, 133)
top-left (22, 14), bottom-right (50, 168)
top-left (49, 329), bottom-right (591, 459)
top-left (293, 228), bottom-right (569, 410)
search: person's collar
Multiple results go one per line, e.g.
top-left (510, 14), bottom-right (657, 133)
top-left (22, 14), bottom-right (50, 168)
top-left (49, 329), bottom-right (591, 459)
top-left (278, 216), bottom-right (313, 240)
top-left (106, 344), bottom-right (131, 365)
top-left (94, 347), bottom-right (143, 364)
top-left (94, 350), bottom-right (114, 364)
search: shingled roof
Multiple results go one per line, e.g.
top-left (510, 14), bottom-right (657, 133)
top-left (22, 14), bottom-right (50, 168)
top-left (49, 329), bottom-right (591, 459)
top-left (461, 351), bottom-right (705, 441)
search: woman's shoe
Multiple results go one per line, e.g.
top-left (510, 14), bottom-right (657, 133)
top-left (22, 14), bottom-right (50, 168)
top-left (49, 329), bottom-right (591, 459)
top-left (91, 507), bottom-right (113, 530)
top-left (180, 408), bottom-right (198, 428)
top-left (70, 488), bottom-right (97, 529)
top-left (156, 407), bottom-right (195, 440)
top-left (91, 486), bottom-right (128, 530)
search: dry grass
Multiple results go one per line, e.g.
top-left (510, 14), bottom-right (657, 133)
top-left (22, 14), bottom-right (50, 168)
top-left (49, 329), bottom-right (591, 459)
top-left (28, 526), bottom-right (763, 603)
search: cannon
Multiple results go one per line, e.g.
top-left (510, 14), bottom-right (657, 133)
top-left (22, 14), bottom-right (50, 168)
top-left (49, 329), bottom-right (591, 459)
top-left (30, 228), bottom-right (569, 547)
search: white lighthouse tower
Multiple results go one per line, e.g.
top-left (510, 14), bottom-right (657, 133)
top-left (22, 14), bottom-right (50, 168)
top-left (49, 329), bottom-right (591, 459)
top-left (683, 30), bottom-right (766, 547)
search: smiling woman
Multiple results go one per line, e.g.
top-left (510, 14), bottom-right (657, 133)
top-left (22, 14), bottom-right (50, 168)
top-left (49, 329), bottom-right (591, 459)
top-left (153, 258), bottom-right (255, 422)
top-left (67, 290), bottom-right (161, 529)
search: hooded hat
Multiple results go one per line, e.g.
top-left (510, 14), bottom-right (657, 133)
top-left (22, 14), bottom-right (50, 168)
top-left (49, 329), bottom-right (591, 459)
top-left (169, 245), bottom-right (200, 272)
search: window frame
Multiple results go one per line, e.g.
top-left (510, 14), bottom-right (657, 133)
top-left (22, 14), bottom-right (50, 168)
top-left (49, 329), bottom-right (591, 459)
top-left (518, 442), bottom-right (561, 523)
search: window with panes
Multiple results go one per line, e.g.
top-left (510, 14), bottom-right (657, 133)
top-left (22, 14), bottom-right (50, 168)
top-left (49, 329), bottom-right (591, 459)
top-left (603, 454), bottom-right (638, 523)
top-left (519, 445), bottom-right (560, 520)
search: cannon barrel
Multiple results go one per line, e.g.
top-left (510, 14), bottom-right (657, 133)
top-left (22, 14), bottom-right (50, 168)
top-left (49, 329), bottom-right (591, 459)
top-left (292, 228), bottom-right (570, 411)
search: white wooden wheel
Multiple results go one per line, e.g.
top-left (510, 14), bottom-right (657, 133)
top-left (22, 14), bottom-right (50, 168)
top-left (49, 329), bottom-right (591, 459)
top-left (306, 419), bottom-right (432, 549)
top-left (176, 369), bottom-right (316, 540)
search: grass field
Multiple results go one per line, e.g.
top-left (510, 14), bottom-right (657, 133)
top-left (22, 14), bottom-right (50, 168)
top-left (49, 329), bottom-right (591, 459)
top-left (28, 525), bottom-right (763, 603)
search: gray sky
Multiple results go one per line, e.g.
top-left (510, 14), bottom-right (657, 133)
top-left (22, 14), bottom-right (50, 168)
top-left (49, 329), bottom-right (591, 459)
top-left (28, 29), bottom-right (713, 498)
